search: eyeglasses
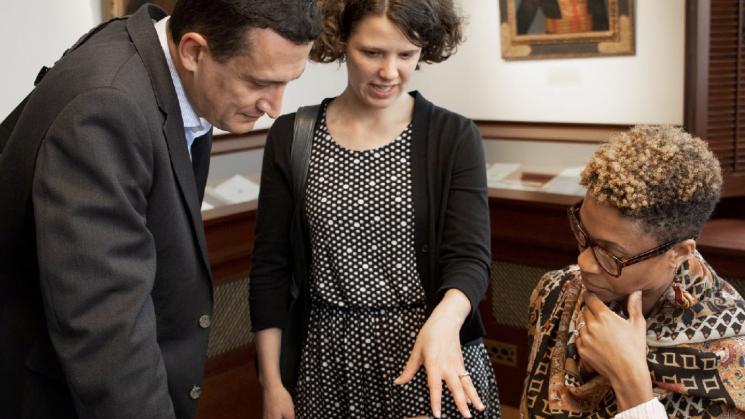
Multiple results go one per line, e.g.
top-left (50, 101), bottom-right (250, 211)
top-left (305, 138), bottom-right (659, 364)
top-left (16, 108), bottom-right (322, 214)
top-left (566, 201), bottom-right (685, 277)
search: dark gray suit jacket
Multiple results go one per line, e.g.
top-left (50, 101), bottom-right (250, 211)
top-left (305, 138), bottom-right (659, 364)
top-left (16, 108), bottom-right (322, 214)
top-left (0, 6), bottom-right (213, 419)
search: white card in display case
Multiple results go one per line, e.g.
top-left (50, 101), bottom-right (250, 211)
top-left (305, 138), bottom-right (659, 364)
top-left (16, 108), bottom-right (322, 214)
top-left (212, 175), bottom-right (260, 204)
top-left (486, 163), bottom-right (521, 182)
top-left (540, 166), bottom-right (586, 196)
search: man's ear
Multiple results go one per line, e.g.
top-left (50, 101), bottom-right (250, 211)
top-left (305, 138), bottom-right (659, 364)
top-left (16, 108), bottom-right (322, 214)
top-left (177, 32), bottom-right (209, 73)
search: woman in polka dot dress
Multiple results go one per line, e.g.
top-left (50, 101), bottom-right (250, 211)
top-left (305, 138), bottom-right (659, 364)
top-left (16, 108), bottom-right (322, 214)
top-left (250, 1), bottom-right (500, 418)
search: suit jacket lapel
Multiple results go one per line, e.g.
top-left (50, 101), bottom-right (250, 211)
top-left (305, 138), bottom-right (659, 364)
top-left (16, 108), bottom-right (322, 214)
top-left (126, 5), bottom-right (213, 282)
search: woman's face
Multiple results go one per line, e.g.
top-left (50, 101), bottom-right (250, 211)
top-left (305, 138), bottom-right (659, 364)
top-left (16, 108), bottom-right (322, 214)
top-left (575, 195), bottom-right (691, 312)
top-left (343, 14), bottom-right (422, 109)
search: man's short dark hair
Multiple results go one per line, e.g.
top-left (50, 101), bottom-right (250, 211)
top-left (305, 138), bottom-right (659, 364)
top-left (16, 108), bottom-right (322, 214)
top-left (170, 0), bottom-right (322, 62)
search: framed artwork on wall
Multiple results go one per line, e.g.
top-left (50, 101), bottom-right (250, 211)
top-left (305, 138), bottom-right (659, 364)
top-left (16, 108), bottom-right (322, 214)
top-left (499, 0), bottom-right (635, 60)
top-left (101, 0), bottom-right (126, 20)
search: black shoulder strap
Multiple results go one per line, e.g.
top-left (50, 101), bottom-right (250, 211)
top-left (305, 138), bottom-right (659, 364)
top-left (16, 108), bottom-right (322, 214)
top-left (0, 16), bottom-right (125, 154)
top-left (289, 105), bottom-right (321, 200)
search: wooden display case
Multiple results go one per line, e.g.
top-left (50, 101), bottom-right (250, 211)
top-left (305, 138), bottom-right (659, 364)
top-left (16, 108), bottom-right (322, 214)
top-left (197, 128), bottom-right (745, 416)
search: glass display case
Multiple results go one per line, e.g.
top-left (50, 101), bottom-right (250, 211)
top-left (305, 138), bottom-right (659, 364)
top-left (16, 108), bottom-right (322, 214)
top-left (202, 149), bottom-right (262, 213)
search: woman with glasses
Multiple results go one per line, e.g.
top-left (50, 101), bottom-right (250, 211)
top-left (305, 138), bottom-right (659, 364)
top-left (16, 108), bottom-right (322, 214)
top-left (521, 125), bottom-right (745, 418)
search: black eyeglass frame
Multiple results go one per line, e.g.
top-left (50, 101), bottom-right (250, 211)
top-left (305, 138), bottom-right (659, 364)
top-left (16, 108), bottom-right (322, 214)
top-left (566, 201), bottom-right (689, 277)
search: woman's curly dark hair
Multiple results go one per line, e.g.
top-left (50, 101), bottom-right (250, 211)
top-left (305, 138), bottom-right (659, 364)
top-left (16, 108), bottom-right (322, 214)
top-left (310, 0), bottom-right (464, 64)
top-left (580, 125), bottom-right (723, 243)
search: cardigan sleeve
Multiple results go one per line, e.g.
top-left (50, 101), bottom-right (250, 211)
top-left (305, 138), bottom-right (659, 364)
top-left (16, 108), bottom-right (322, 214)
top-left (249, 114), bottom-right (296, 331)
top-left (436, 120), bottom-right (491, 317)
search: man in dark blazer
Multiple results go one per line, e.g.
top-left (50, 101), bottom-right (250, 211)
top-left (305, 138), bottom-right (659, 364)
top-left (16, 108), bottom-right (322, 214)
top-left (0, 1), bottom-right (320, 418)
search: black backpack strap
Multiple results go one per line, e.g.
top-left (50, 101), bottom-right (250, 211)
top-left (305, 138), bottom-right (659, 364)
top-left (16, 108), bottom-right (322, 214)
top-left (278, 104), bottom-right (320, 391)
top-left (289, 105), bottom-right (321, 201)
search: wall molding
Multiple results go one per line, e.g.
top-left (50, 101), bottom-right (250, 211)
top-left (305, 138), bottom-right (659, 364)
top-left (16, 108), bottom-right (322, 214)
top-left (211, 121), bottom-right (631, 156)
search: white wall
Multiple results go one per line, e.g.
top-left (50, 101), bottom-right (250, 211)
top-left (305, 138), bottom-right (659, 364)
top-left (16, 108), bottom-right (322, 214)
top-left (263, 0), bottom-right (686, 127)
top-left (1, 0), bottom-right (685, 128)
top-left (0, 0), bottom-right (341, 129)
top-left (252, 61), bottom-right (347, 130)
top-left (1, 1), bottom-right (101, 120)
top-left (407, 0), bottom-right (686, 125)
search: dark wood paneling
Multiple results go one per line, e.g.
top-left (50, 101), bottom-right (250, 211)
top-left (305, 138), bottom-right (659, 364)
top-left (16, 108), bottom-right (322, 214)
top-left (476, 120), bottom-right (628, 143)
top-left (489, 190), bottom-right (580, 269)
top-left (204, 202), bottom-right (257, 283)
top-left (212, 130), bottom-right (268, 156)
top-left (685, 0), bottom-right (745, 197)
top-left (698, 218), bottom-right (745, 279)
top-left (197, 346), bottom-right (262, 419)
top-left (714, 195), bottom-right (745, 218)
top-left (478, 289), bottom-right (530, 408)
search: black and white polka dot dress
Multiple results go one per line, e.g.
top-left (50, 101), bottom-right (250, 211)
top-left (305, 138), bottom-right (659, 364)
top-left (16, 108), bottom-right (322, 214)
top-left (295, 107), bottom-right (500, 419)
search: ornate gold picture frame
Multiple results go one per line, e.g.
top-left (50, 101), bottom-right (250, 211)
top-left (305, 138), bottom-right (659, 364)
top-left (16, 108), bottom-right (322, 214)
top-left (101, 0), bottom-right (127, 20)
top-left (499, 0), bottom-right (634, 60)
top-left (102, 0), bottom-right (174, 20)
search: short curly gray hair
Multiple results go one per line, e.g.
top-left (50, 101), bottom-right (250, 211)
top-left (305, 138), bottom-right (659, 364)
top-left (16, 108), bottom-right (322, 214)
top-left (580, 125), bottom-right (722, 243)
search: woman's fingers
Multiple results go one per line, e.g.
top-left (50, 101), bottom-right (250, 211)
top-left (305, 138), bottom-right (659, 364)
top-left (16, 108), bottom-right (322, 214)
top-left (627, 290), bottom-right (645, 328)
top-left (423, 359), bottom-right (488, 418)
top-left (395, 348), bottom-right (423, 385)
top-left (461, 374), bottom-right (485, 412)
top-left (582, 305), bottom-right (597, 327)
top-left (444, 371), bottom-right (472, 418)
top-left (427, 371), bottom-right (443, 418)
top-left (583, 292), bottom-right (607, 315)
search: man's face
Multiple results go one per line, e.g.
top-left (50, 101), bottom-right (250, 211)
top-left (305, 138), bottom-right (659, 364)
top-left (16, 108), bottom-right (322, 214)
top-left (184, 28), bottom-right (313, 133)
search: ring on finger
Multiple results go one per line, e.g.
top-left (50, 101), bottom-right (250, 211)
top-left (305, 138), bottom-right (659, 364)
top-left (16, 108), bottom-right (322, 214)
top-left (458, 371), bottom-right (471, 380)
top-left (572, 322), bottom-right (586, 339)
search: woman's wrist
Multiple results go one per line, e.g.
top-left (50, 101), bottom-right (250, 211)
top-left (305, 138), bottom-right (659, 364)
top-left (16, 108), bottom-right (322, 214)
top-left (431, 289), bottom-right (471, 325)
top-left (610, 365), bottom-right (654, 411)
top-left (259, 371), bottom-right (285, 390)
top-left (255, 328), bottom-right (285, 390)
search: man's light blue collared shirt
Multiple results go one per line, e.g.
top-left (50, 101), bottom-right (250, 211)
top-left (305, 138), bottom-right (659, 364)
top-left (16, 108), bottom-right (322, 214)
top-left (154, 16), bottom-right (211, 160)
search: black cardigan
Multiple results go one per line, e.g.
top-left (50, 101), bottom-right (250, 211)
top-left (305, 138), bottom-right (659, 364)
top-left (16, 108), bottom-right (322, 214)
top-left (249, 92), bottom-right (491, 385)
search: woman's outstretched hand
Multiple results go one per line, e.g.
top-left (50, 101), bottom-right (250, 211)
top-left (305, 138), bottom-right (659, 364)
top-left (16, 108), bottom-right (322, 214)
top-left (394, 289), bottom-right (485, 418)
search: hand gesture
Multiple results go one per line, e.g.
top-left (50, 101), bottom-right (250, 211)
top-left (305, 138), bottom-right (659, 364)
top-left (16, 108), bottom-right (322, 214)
top-left (262, 384), bottom-right (295, 419)
top-left (394, 290), bottom-right (485, 418)
top-left (576, 290), bottom-right (653, 410)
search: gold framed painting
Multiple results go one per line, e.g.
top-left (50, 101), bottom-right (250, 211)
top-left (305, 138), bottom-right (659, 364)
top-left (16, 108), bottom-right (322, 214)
top-left (101, 0), bottom-right (126, 20)
top-left (499, 0), bottom-right (635, 60)
top-left (102, 0), bottom-right (174, 20)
